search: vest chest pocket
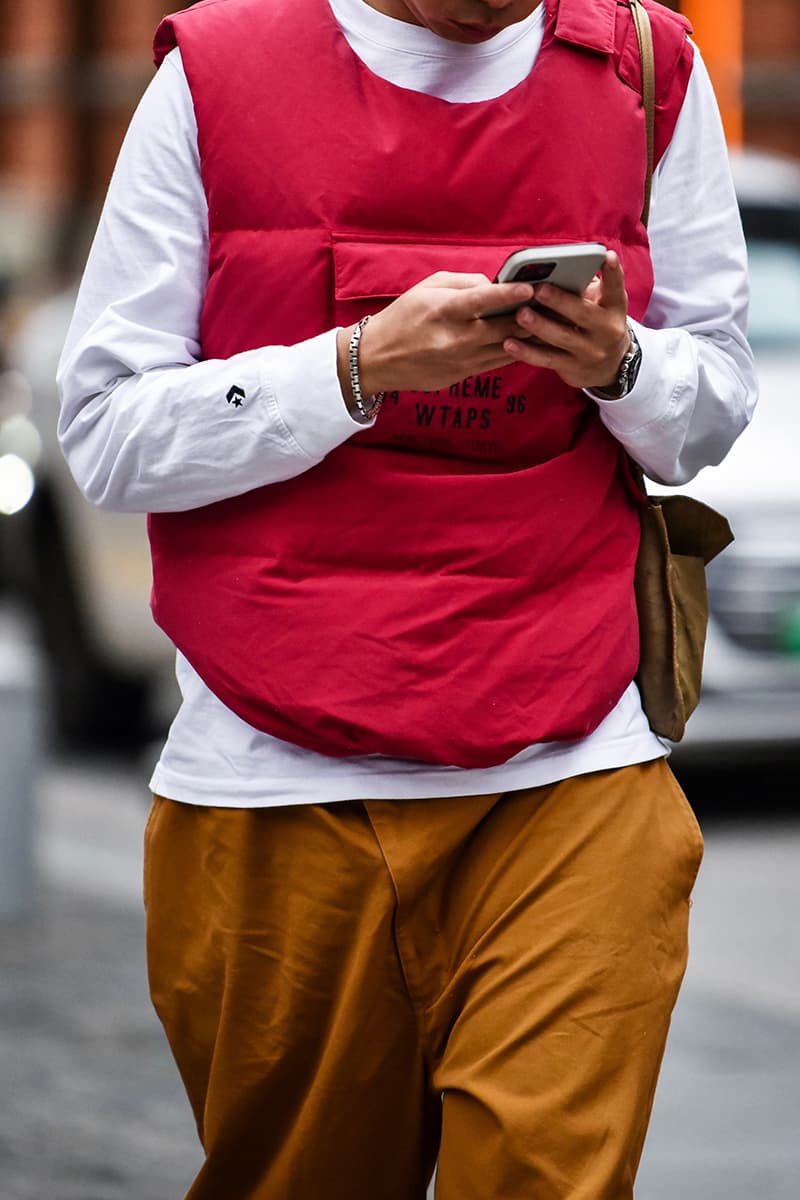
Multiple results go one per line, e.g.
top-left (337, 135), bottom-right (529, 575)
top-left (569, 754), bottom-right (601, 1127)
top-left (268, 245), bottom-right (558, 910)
top-left (331, 234), bottom-right (523, 324)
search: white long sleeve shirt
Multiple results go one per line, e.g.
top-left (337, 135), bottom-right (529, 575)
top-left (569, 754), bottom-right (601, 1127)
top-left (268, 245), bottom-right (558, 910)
top-left (57, 0), bottom-right (756, 807)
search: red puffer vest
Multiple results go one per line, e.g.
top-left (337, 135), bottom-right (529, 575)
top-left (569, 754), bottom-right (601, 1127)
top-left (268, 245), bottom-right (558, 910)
top-left (149, 0), bottom-right (692, 767)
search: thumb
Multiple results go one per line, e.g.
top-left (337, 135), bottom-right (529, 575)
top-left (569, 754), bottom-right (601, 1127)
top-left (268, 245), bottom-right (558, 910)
top-left (597, 251), bottom-right (628, 310)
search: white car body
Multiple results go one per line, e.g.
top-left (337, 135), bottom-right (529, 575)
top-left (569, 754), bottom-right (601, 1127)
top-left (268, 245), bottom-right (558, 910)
top-left (664, 149), bottom-right (800, 763)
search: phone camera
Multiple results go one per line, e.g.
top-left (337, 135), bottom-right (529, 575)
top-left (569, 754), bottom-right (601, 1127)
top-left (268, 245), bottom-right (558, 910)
top-left (516, 261), bottom-right (556, 282)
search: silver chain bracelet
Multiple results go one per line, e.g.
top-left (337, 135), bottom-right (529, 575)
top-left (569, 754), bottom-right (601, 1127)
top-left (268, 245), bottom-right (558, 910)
top-left (348, 316), bottom-right (386, 423)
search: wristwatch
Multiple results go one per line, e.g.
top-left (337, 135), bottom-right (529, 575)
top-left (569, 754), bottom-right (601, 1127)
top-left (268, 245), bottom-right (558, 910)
top-left (594, 326), bottom-right (642, 400)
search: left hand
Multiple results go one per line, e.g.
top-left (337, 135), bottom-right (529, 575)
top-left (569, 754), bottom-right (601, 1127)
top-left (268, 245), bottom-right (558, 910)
top-left (502, 250), bottom-right (632, 391)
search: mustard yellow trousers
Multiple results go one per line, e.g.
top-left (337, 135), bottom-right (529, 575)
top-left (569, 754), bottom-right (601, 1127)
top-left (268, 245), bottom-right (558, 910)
top-left (144, 759), bottom-right (703, 1199)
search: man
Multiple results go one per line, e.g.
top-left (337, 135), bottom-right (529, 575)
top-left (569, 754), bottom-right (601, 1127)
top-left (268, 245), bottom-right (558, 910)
top-left (58, 0), bottom-right (756, 1195)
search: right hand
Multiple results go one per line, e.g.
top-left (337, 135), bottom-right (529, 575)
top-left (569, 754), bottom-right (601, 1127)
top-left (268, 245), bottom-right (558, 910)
top-left (336, 272), bottom-right (535, 401)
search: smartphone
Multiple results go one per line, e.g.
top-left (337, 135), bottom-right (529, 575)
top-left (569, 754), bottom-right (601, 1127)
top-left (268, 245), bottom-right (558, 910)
top-left (481, 242), bottom-right (607, 319)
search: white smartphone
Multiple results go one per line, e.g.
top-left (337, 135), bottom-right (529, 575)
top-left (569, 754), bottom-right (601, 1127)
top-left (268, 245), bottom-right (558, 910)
top-left (481, 242), bottom-right (607, 318)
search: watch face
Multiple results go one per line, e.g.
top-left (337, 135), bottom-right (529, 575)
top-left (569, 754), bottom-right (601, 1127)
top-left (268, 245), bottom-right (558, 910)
top-left (622, 338), bottom-right (643, 394)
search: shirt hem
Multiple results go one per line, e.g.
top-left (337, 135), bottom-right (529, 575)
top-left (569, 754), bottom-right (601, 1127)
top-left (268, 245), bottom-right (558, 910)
top-left (148, 735), bottom-right (669, 808)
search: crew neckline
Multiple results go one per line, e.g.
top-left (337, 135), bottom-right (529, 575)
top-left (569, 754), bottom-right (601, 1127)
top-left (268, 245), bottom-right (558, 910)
top-left (329, 0), bottom-right (545, 59)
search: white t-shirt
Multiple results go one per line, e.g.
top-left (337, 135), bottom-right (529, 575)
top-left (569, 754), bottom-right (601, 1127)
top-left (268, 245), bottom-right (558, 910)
top-left (57, 0), bottom-right (756, 807)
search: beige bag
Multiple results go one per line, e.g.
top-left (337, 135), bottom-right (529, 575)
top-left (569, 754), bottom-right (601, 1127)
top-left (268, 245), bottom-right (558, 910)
top-left (628, 0), bottom-right (734, 741)
top-left (634, 491), bottom-right (733, 741)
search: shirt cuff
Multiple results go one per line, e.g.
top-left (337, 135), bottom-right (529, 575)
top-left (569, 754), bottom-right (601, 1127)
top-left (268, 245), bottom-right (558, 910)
top-left (262, 328), bottom-right (370, 464)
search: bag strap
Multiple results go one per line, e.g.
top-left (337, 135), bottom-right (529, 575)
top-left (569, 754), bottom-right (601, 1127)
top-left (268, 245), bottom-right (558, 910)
top-left (625, 0), bottom-right (656, 495)
top-left (629, 0), bottom-right (655, 228)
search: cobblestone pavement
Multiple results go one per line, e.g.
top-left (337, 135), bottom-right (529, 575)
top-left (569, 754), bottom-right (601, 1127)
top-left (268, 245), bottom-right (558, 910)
top-left (1, 887), bottom-right (199, 1200)
top-left (0, 755), bottom-right (798, 1199)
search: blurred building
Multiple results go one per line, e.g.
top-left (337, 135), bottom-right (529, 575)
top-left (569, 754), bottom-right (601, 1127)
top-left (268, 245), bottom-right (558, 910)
top-left (0, 0), bottom-right (798, 289)
top-left (741, 0), bottom-right (800, 158)
top-left (666, 0), bottom-right (800, 156)
top-left (0, 0), bottom-right (192, 288)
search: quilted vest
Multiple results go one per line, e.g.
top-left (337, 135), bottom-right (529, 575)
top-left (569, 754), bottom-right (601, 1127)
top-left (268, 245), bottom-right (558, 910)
top-left (148, 0), bottom-right (693, 767)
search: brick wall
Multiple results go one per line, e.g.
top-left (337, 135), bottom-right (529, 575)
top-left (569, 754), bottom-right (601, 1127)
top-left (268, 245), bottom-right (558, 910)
top-left (667, 0), bottom-right (799, 156)
top-left (743, 0), bottom-right (800, 157)
top-left (0, 0), bottom-right (191, 282)
top-left (0, 0), bottom-right (73, 194)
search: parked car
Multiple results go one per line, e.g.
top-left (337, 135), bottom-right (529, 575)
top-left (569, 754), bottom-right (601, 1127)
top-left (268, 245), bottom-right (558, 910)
top-left (0, 288), bottom-right (176, 747)
top-left (1, 149), bottom-right (799, 756)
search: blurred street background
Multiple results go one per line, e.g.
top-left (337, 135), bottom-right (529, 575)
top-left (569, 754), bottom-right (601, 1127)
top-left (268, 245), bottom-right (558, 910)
top-left (1, 1), bottom-right (799, 1198)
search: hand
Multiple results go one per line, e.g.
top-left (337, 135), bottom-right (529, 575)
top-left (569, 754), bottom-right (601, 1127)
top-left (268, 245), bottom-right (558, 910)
top-left (500, 251), bottom-right (632, 392)
top-left (336, 272), bottom-right (535, 401)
